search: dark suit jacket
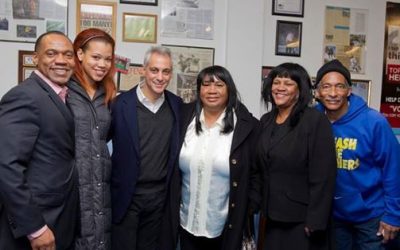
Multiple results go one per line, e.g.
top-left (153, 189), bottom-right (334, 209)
top-left (257, 107), bottom-right (336, 231)
top-left (110, 86), bottom-right (182, 223)
top-left (160, 102), bottom-right (260, 250)
top-left (0, 72), bottom-right (78, 249)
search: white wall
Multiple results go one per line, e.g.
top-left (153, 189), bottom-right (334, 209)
top-left (0, 0), bottom-right (396, 116)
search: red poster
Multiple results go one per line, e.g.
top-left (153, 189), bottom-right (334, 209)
top-left (381, 2), bottom-right (400, 128)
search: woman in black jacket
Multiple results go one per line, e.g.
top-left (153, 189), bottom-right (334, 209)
top-left (256, 63), bottom-right (336, 250)
top-left (161, 65), bottom-right (259, 250)
top-left (67, 28), bottom-right (116, 250)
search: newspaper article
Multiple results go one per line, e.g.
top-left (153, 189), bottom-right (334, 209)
top-left (161, 0), bottom-right (214, 40)
top-left (324, 6), bottom-right (367, 74)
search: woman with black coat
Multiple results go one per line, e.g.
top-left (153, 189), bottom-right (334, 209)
top-left (160, 65), bottom-right (260, 250)
top-left (256, 63), bottom-right (336, 250)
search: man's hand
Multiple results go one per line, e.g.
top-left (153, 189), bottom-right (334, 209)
top-left (30, 228), bottom-right (55, 250)
top-left (377, 221), bottom-right (400, 244)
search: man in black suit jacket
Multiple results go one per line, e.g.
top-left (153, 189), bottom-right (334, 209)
top-left (110, 46), bottom-right (182, 250)
top-left (0, 31), bottom-right (78, 250)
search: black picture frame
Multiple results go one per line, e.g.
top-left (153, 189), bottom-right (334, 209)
top-left (272, 0), bottom-right (304, 17)
top-left (120, 0), bottom-right (157, 6)
top-left (275, 20), bottom-right (302, 57)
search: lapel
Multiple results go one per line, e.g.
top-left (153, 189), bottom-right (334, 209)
top-left (230, 104), bottom-right (254, 154)
top-left (262, 111), bottom-right (292, 153)
top-left (32, 73), bottom-right (74, 129)
top-left (122, 87), bottom-right (140, 155)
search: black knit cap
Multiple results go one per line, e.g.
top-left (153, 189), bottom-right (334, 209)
top-left (315, 59), bottom-right (352, 87)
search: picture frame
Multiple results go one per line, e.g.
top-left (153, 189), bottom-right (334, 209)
top-left (0, 0), bottom-right (68, 43)
top-left (18, 50), bottom-right (36, 83)
top-left (120, 0), bottom-right (157, 6)
top-left (117, 63), bottom-right (144, 92)
top-left (272, 0), bottom-right (305, 17)
top-left (262, 66), bottom-right (274, 81)
top-left (123, 13), bottom-right (157, 43)
top-left (162, 44), bottom-right (215, 103)
top-left (275, 20), bottom-right (302, 57)
top-left (351, 79), bottom-right (371, 106)
top-left (76, 0), bottom-right (117, 38)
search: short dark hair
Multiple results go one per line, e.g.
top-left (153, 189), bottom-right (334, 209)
top-left (262, 62), bottom-right (312, 127)
top-left (34, 31), bottom-right (71, 52)
top-left (194, 65), bottom-right (240, 134)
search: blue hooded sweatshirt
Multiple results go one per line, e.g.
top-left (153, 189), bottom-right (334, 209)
top-left (316, 94), bottom-right (400, 226)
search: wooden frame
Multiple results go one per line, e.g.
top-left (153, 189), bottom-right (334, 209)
top-left (123, 13), bottom-right (157, 43)
top-left (275, 20), bottom-right (302, 57)
top-left (76, 0), bottom-right (117, 38)
top-left (272, 0), bottom-right (305, 17)
top-left (120, 0), bottom-right (157, 6)
top-left (0, 0), bottom-right (68, 43)
top-left (18, 50), bottom-right (36, 83)
top-left (351, 79), bottom-right (371, 106)
top-left (116, 63), bottom-right (144, 92)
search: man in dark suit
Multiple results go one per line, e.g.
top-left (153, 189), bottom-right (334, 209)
top-left (111, 46), bottom-right (182, 250)
top-left (0, 31), bottom-right (78, 250)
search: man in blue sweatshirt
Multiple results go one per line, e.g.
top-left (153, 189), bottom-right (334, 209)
top-left (315, 59), bottom-right (400, 250)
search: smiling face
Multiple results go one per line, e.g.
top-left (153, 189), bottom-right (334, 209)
top-left (200, 75), bottom-right (228, 113)
top-left (271, 76), bottom-right (299, 111)
top-left (77, 40), bottom-right (113, 85)
top-left (142, 52), bottom-right (172, 101)
top-left (33, 34), bottom-right (75, 86)
top-left (316, 71), bottom-right (351, 120)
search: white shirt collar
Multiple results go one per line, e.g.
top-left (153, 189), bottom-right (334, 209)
top-left (136, 81), bottom-right (165, 113)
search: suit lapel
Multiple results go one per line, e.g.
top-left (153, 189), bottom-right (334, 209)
top-left (231, 107), bottom-right (253, 154)
top-left (122, 87), bottom-right (140, 155)
top-left (32, 73), bottom-right (74, 128)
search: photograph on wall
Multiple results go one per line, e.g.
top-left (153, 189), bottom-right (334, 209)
top-left (275, 20), bottom-right (302, 57)
top-left (117, 64), bottom-right (144, 92)
top-left (0, 0), bottom-right (67, 42)
top-left (77, 1), bottom-right (116, 38)
top-left (162, 44), bottom-right (214, 102)
top-left (123, 13), bottom-right (157, 43)
top-left (380, 2), bottom-right (400, 130)
top-left (161, 0), bottom-right (214, 40)
top-left (272, 0), bottom-right (304, 17)
top-left (323, 6), bottom-right (368, 74)
top-left (351, 79), bottom-right (371, 105)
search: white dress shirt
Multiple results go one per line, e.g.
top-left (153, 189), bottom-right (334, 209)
top-left (179, 109), bottom-right (236, 238)
top-left (136, 82), bottom-right (165, 113)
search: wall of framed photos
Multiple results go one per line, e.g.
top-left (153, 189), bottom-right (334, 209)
top-left (0, 0), bottom-right (398, 120)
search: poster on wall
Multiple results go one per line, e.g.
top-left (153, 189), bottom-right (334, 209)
top-left (381, 2), bottom-right (400, 140)
top-left (162, 44), bottom-right (214, 103)
top-left (0, 0), bottom-right (67, 43)
top-left (323, 6), bottom-right (368, 74)
top-left (161, 0), bottom-right (214, 40)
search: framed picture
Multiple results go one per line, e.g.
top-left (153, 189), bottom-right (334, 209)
top-left (272, 0), bottom-right (304, 17)
top-left (123, 13), bottom-right (157, 43)
top-left (18, 50), bottom-right (36, 83)
top-left (162, 44), bottom-right (215, 103)
top-left (76, 0), bottom-right (117, 38)
top-left (120, 0), bottom-right (157, 6)
top-left (117, 64), bottom-right (144, 92)
top-left (262, 66), bottom-right (274, 81)
top-left (0, 0), bottom-right (68, 43)
top-left (352, 79), bottom-right (371, 106)
top-left (275, 20), bottom-right (302, 57)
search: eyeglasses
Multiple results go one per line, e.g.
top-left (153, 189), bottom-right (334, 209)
top-left (317, 83), bottom-right (349, 93)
